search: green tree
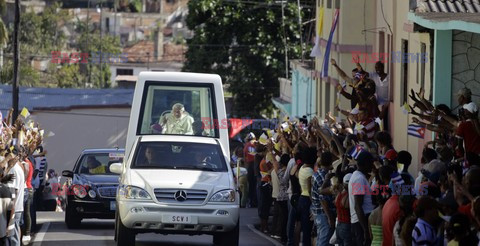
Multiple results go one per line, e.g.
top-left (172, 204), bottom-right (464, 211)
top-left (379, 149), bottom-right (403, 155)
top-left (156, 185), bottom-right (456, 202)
top-left (1, 3), bottom-right (71, 87)
top-left (75, 20), bottom-right (122, 88)
top-left (183, 0), bottom-right (311, 117)
top-left (0, 0), bottom-right (7, 47)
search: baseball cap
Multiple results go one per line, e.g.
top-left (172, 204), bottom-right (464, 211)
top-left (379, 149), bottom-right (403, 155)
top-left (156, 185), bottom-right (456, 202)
top-left (457, 87), bottom-right (472, 98)
top-left (421, 159), bottom-right (446, 183)
top-left (343, 173), bottom-right (352, 184)
top-left (246, 132), bottom-right (256, 141)
top-left (463, 102), bottom-right (478, 113)
top-left (385, 149), bottom-right (398, 161)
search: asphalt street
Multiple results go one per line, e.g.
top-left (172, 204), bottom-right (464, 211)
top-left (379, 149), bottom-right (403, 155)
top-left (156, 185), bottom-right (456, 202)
top-left (31, 208), bottom-right (279, 246)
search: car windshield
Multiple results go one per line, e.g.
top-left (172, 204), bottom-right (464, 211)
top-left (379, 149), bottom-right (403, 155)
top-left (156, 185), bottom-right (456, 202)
top-left (137, 81), bottom-right (219, 138)
top-left (132, 142), bottom-right (227, 172)
top-left (77, 152), bottom-right (124, 175)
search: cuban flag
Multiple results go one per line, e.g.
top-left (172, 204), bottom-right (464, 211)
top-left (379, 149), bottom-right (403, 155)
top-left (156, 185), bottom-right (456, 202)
top-left (321, 9), bottom-right (340, 78)
top-left (408, 124), bottom-right (425, 139)
top-left (349, 145), bottom-right (364, 159)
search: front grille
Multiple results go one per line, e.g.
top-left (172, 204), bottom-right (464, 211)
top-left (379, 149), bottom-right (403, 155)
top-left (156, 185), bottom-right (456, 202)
top-left (154, 189), bottom-right (208, 204)
top-left (97, 186), bottom-right (117, 198)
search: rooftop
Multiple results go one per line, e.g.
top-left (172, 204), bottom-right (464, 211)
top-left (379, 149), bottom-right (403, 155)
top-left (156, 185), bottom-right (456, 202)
top-left (417, 0), bottom-right (480, 13)
top-left (0, 85), bottom-right (134, 114)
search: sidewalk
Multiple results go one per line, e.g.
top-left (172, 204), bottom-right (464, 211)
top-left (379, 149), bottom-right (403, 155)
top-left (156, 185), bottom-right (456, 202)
top-left (247, 207), bottom-right (285, 246)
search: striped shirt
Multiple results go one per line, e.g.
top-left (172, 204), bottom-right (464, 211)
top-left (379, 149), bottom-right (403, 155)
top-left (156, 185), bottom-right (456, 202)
top-left (412, 218), bottom-right (438, 246)
top-left (353, 118), bottom-right (377, 140)
top-left (311, 169), bottom-right (335, 215)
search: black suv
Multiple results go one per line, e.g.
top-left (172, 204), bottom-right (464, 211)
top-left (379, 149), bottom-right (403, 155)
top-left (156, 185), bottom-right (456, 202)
top-left (62, 148), bottom-right (124, 229)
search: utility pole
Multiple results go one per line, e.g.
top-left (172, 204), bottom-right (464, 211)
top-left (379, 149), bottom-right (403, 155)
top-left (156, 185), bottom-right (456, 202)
top-left (12, 0), bottom-right (20, 121)
top-left (147, 52), bottom-right (150, 70)
top-left (114, 0), bottom-right (117, 37)
top-left (86, 0), bottom-right (91, 88)
top-left (297, 0), bottom-right (304, 62)
top-left (99, 1), bottom-right (104, 87)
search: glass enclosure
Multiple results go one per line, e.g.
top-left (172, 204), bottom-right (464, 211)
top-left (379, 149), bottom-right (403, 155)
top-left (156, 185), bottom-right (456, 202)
top-left (137, 81), bottom-right (219, 138)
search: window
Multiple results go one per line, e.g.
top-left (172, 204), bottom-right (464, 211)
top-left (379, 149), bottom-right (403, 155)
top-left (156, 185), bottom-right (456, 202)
top-left (132, 142), bottom-right (227, 172)
top-left (76, 152), bottom-right (124, 175)
top-left (400, 39), bottom-right (409, 105)
top-left (379, 31), bottom-right (385, 54)
top-left (137, 81), bottom-right (218, 138)
top-left (420, 42), bottom-right (426, 89)
top-left (117, 69), bottom-right (133, 76)
top-left (327, 0), bottom-right (332, 8)
top-left (335, 0), bottom-right (340, 8)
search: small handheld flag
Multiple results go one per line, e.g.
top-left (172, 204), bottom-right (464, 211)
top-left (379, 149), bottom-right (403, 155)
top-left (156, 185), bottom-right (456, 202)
top-left (355, 123), bottom-right (365, 131)
top-left (20, 107), bottom-right (30, 119)
top-left (348, 145), bottom-right (364, 159)
top-left (402, 103), bottom-right (411, 115)
top-left (407, 124), bottom-right (425, 139)
top-left (375, 117), bottom-right (383, 131)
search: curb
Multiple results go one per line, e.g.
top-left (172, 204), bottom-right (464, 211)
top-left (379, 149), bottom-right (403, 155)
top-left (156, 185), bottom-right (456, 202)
top-left (246, 224), bottom-right (284, 246)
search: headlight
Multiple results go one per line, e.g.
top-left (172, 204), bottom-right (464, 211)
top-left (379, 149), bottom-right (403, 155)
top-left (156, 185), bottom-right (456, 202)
top-left (73, 185), bottom-right (87, 199)
top-left (88, 190), bottom-right (96, 199)
top-left (209, 189), bottom-right (235, 202)
top-left (118, 185), bottom-right (152, 200)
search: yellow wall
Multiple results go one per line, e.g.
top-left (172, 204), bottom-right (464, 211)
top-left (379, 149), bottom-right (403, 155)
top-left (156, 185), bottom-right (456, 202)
top-left (314, 0), bottom-right (433, 175)
top-left (315, 0), bottom-right (376, 117)
top-left (377, 0), bottom-right (432, 175)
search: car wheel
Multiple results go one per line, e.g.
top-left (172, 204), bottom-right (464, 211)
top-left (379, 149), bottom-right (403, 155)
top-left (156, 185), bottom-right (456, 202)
top-left (65, 206), bottom-right (82, 229)
top-left (116, 216), bottom-right (135, 246)
top-left (213, 221), bottom-right (239, 246)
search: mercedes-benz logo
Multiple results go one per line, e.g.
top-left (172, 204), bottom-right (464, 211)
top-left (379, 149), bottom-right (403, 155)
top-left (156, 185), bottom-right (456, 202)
top-left (174, 190), bottom-right (187, 202)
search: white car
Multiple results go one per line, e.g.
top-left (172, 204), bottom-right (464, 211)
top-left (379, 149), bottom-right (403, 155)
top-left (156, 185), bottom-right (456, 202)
top-left (110, 135), bottom-right (240, 246)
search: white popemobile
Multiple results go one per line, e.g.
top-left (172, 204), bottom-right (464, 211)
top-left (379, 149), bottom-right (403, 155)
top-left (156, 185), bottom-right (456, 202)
top-left (110, 72), bottom-right (239, 246)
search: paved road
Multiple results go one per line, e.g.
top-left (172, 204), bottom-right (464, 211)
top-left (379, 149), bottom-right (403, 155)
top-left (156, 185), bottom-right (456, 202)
top-left (31, 208), bottom-right (278, 246)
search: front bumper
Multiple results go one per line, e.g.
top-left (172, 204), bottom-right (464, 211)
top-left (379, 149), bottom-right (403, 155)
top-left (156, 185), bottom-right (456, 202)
top-left (68, 197), bottom-right (116, 219)
top-left (118, 200), bottom-right (239, 235)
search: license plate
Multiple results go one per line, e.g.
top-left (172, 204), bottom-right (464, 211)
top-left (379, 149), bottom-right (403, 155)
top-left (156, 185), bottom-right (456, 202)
top-left (162, 215), bottom-right (196, 224)
top-left (110, 201), bottom-right (116, 210)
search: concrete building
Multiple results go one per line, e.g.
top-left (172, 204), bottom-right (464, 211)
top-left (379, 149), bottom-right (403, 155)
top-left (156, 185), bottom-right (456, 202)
top-left (367, 0), bottom-right (434, 172)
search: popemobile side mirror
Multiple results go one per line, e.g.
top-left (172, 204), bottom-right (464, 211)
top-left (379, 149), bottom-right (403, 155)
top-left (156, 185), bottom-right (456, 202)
top-left (109, 163), bottom-right (123, 174)
top-left (62, 170), bottom-right (74, 178)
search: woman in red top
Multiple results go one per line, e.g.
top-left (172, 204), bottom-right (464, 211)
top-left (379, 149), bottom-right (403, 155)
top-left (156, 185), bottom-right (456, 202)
top-left (335, 173), bottom-right (353, 246)
top-left (23, 157), bottom-right (34, 243)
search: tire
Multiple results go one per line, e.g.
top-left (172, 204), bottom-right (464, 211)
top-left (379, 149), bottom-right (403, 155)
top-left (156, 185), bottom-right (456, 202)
top-left (213, 221), bottom-right (239, 246)
top-left (114, 212), bottom-right (119, 242)
top-left (116, 216), bottom-right (135, 246)
top-left (45, 200), bottom-right (57, 211)
top-left (65, 206), bottom-right (82, 229)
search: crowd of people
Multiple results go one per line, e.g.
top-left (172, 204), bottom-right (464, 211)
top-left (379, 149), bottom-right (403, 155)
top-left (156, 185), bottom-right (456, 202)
top-left (0, 108), bottom-right (49, 246)
top-left (230, 59), bottom-right (480, 246)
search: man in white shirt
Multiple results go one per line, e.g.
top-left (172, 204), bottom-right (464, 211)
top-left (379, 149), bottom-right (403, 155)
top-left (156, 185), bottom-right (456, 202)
top-left (369, 61), bottom-right (389, 131)
top-left (7, 154), bottom-right (25, 246)
top-left (348, 150), bottom-right (375, 246)
top-left (158, 103), bottom-right (194, 135)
